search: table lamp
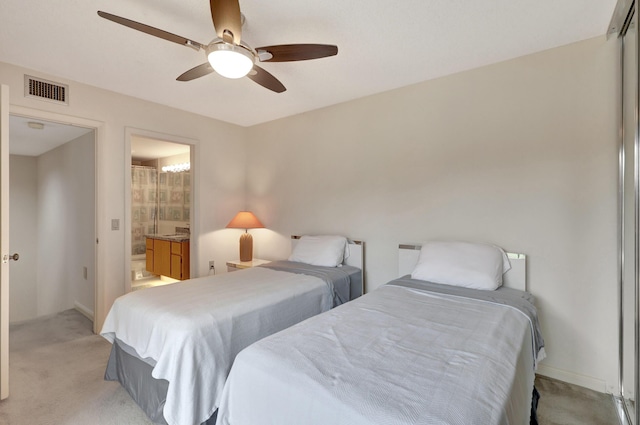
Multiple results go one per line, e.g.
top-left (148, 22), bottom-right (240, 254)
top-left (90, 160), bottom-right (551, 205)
top-left (226, 211), bottom-right (265, 261)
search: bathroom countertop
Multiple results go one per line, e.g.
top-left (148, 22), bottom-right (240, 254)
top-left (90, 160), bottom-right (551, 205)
top-left (145, 234), bottom-right (190, 242)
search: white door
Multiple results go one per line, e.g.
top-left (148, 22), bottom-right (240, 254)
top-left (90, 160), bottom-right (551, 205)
top-left (0, 84), bottom-right (9, 399)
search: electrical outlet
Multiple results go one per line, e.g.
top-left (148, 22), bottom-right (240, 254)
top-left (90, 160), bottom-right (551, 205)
top-left (209, 260), bottom-right (215, 270)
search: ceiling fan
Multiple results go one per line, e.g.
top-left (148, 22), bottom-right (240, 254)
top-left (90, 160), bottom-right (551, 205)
top-left (97, 0), bottom-right (338, 93)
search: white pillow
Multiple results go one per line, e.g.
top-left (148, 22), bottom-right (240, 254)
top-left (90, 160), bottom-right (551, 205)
top-left (410, 241), bottom-right (511, 290)
top-left (288, 235), bottom-right (347, 267)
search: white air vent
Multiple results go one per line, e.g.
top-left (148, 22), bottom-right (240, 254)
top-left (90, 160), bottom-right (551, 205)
top-left (24, 75), bottom-right (69, 105)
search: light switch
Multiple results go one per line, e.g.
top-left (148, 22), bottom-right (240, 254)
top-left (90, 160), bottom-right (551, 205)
top-left (111, 219), bottom-right (120, 231)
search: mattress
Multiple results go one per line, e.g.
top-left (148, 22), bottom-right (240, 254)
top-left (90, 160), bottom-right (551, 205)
top-left (216, 277), bottom-right (545, 425)
top-left (101, 261), bottom-right (361, 425)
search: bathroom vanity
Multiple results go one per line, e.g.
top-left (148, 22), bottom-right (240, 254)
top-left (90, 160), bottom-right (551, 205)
top-left (145, 235), bottom-right (190, 280)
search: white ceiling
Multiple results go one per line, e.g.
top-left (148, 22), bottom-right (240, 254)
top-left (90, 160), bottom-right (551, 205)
top-left (0, 0), bottom-right (618, 127)
top-left (9, 115), bottom-right (93, 156)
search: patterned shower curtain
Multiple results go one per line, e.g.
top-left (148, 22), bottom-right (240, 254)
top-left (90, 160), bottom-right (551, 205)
top-left (131, 166), bottom-right (158, 255)
top-left (158, 171), bottom-right (191, 223)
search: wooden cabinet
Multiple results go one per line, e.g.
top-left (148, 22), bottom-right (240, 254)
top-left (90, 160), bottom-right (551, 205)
top-left (146, 237), bottom-right (190, 280)
top-left (153, 240), bottom-right (172, 277)
top-left (170, 240), bottom-right (190, 280)
top-left (146, 238), bottom-right (154, 273)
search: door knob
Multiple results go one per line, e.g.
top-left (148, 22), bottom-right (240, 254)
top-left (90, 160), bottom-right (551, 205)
top-left (2, 253), bottom-right (19, 263)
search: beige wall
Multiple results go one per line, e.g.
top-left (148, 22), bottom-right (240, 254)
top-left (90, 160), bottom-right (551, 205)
top-left (246, 36), bottom-right (619, 392)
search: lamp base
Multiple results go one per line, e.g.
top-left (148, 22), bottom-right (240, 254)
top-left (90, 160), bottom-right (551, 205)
top-left (239, 233), bottom-right (253, 262)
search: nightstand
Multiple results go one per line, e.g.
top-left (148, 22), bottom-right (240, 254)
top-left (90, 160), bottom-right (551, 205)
top-left (226, 259), bottom-right (271, 272)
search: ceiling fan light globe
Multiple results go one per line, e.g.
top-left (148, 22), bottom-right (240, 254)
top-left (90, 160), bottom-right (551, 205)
top-left (207, 44), bottom-right (254, 79)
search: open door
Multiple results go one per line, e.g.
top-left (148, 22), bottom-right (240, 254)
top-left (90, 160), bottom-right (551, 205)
top-left (0, 84), bottom-right (9, 399)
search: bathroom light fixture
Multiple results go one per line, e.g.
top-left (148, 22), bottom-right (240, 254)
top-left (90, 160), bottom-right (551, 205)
top-left (226, 211), bottom-right (264, 262)
top-left (162, 162), bottom-right (190, 173)
top-left (207, 43), bottom-right (254, 79)
top-left (27, 121), bottom-right (44, 130)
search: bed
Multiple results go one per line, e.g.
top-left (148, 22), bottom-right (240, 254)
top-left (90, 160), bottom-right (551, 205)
top-left (216, 241), bottom-right (545, 425)
top-left (100, 235), bottom-right (364, 425)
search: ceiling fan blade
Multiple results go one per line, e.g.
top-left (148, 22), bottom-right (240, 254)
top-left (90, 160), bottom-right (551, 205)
top-left (98, 11), bottom-right (204, 50)
top-left (176, 63), bottom-right (215, 82)
top-left (256, 44), bottom-right (338, 62)
top-left (210, 0), bottom-right (242, 44)
top-left (247, 65), bottom-right (286, 93)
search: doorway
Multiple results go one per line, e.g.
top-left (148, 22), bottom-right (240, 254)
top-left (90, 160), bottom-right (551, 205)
top-left (128, 134), bottom-right (193, 291)
top-left (8, 115), bottom-right (96, 323)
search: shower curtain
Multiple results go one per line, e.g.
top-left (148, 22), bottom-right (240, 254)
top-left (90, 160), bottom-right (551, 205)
top-left (131, 166), bottom-right (158, 255)
top-left (158, 170), bottom-right (191, 224)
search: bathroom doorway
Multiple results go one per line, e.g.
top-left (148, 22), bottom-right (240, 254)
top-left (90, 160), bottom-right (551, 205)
top-left (129, 135), bottom-right (192, 291)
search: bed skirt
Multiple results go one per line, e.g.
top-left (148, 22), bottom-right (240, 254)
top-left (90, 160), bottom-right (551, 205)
top-left (105, 339), bottom-right (217, 425)
top-left (530, 386), bottom-right (540, 425)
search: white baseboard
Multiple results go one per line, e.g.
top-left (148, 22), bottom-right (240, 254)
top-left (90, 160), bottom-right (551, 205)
top-left (74, 301), bottom-right (94, 322)
top-left (537, 364), bottom-right (609, 393)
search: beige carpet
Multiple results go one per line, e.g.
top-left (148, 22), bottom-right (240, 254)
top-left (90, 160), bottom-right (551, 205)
top-left (0, 309), bottom-right (623, 425)
top-left (535, 375), bottom-right (620, 425)
top-left (0, 309), bottom-right (153, 425)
